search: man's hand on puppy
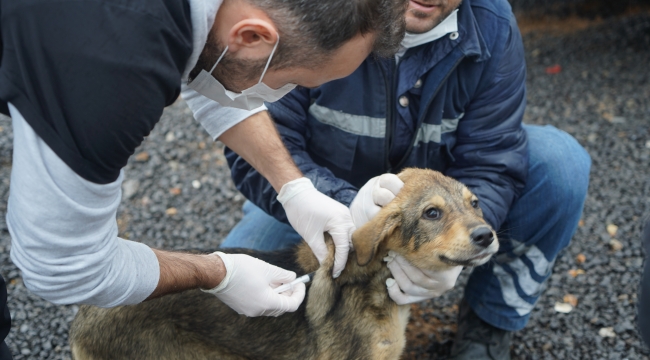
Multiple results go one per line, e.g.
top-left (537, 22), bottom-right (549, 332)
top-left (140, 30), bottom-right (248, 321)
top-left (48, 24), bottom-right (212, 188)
top-left (202, 252), bottom-right (306, 317)
top-left (384, 251), bottom-right (463, 305)
top-left (350, 174), bottom-right (404, 228)
top-left (277, 177), bottom-right (355, 278)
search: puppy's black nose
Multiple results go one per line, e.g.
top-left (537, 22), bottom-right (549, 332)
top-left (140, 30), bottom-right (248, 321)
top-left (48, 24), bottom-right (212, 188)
top-left (470, 227), bottom-right (494, 248)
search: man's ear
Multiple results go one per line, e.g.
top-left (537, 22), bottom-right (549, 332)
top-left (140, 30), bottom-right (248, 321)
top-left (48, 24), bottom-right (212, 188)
top-left (228, 19), bottom-right (277, 53)
top-left (352, 206), bottom-right (401, 266)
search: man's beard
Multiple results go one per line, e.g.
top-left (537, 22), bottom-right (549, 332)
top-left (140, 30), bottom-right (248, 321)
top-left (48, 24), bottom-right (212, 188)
top-left (406, 0), bottom-right (461, 34)
top-left (188, 35), bottom-right (267, 92)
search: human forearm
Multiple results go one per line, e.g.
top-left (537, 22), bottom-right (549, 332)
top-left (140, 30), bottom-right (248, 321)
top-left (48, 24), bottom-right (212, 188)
top-left (219, 111), bottom-right (302, 192)
top-left (146, 250), bottom-right (225, 300)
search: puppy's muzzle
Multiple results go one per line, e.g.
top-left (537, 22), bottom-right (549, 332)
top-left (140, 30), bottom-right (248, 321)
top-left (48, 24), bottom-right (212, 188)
top-left (470, 226), bottom-right (494, 248)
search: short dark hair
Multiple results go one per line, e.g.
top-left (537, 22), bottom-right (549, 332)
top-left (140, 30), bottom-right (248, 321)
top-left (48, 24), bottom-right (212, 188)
top-left (249, 0), bottom-right (408, 69)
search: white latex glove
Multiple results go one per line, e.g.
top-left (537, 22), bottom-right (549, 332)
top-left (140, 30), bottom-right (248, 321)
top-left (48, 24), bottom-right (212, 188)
top-left (384, 251), bottom-right (462, 305)
top-left (350, 174), bottom-right (404, 228)
top-left (202, 252), bottom-right (306, 317)
top-left (277, 177), bottom-right (355, 278)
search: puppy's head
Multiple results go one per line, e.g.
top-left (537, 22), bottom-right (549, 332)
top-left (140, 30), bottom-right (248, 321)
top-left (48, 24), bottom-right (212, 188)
top-left (351, 168), bottom-right (498, 271)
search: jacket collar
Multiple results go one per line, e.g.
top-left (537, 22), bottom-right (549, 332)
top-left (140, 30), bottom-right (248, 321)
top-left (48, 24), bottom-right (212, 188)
top-left (456, 0), bottom-right (491, 62)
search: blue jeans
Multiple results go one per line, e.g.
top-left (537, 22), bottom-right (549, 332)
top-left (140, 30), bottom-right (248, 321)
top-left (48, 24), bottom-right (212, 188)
top-left (221, 124), bottom-right (591, 331)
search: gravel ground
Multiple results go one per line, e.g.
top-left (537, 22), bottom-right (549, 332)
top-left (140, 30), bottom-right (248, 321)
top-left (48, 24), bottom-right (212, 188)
top-left (0, 10), bottom-right (648, 360)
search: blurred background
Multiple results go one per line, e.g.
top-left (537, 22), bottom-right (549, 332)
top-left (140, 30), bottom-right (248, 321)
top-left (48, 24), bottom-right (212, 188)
top-left (0, 0), bottom-right (648, 359)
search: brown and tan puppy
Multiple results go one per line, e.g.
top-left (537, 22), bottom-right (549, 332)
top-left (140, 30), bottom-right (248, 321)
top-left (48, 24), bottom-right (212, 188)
top-left (69, 168), bottom-right (498, 360)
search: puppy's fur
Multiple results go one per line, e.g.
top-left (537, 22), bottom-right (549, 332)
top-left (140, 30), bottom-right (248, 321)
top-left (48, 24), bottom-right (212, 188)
top-left (69, 168), bottom-right (498, 360)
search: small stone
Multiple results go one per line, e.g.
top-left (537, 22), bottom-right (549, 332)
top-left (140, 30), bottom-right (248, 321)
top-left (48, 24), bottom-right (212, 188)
top-left (554, 302), bottom-right (573, 313)
top-left (134, 152), bottom-right (149, 162)
top-left (122, 179), bottom-right (140, 200)
top-left (587, 133), bottom-right (598, 143)
top-left (165, 207), bottom-right (178, 216)
top-left (609, 239), bottom-right (623, 252)
top-left (192, 180), bottom-right (201, 189)
top-left (606, 224), bottom-right (618, 236)
top-left (576, 254), bottom-right (586, 264)
top-left (168, 161), bottom-right (180, 172)
top-left (169, 187), bottom-right (182, 196)
top-left (568, 269), bottom-right (585, 277)
top-left (564, 294), bottom-right (579, 307)
top-left (599, 327), bottom-right (616, 338)
top-left (165, 131), bottom-right (176, 142)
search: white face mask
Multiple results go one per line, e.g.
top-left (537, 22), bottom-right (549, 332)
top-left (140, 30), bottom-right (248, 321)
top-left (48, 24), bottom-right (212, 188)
top-left (188, 35), bottom-right (297, 110)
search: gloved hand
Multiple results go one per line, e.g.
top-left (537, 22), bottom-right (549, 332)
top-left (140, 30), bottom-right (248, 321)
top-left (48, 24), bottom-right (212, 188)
top-left (384, 251), bottom-right (462, 305)
top-left (350, 174), bottom-right (404, 228)
top-left (277, 177), bottom-right (355, 278)
top-left (202, 252), bottom-right (306, 317)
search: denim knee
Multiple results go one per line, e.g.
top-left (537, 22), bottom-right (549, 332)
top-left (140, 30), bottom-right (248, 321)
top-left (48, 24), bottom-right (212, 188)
top-left (525, 125), bottom-right (591, 215)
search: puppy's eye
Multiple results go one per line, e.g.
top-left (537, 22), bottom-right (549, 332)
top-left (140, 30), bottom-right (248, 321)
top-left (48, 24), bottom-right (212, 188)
top-left (471, 199), bottom-right (479, 208)
top-left (423, 208), bottom-right (441, 220)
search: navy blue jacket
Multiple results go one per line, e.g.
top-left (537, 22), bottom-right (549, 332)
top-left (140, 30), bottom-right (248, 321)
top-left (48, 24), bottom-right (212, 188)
top-left (227, 0), bottom-right (528, 231)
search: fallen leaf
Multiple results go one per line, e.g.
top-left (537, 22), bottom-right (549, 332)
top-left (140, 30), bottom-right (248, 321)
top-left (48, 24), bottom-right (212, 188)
top-left (554, 302), bottom-right (573, 313)
top-left (198, 142), bottom-right (206, 149)
top-left (598, 327), bottom-right (616, 338)
top-left (578, 219), bottom-right (585, 227)
top-left (609, 239), bottom-right (623, 252)
top-left (545, 64), bottom-right (562, 75)
top-left (134, 152), bottom-right (149, 162)
top-left (575, 254), bottom-right (586, 264)
top-left (607, 224), bottom-right (618, 236)
top-left (165, 207), bottom-right (178, 216)
top-left (169, 187), bottom-right (182, 196)
top-left (563, 294), bottom-right (578, 307)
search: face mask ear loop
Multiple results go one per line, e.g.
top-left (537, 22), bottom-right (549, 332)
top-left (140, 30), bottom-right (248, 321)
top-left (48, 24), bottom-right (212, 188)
top-left (258, 34), bottom-right (280, 84)
top-left (209, 45), bottom-right (229, 75)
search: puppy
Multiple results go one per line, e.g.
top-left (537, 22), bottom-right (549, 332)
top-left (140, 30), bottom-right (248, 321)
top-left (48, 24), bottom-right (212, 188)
top-left (69, 168), bottom-right (498, 360)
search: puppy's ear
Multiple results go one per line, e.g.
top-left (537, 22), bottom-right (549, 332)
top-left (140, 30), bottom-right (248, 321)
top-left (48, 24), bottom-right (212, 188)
top-left (351, 205), bottom-right (400, 266)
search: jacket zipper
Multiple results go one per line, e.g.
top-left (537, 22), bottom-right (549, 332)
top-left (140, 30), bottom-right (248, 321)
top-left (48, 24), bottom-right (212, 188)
top-left (392, 55), bottom-right (466, 171)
